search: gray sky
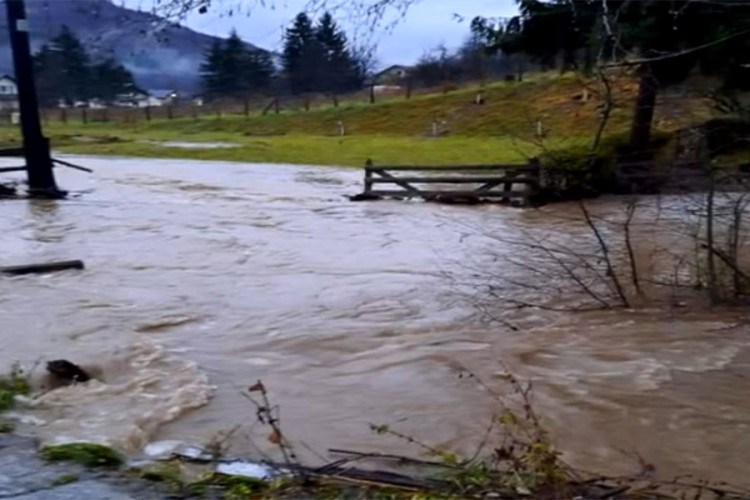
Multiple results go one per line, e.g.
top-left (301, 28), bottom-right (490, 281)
top-left (125, 0), bottom-right (518, 68)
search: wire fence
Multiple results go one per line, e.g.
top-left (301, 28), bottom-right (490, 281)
top-left (0, 81), bottom-right (485, 126)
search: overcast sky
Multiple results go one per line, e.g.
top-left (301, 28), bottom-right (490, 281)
top-left (125, 0), bottom-right (518, 68)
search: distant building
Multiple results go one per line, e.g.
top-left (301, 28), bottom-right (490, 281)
top-left (373, 65), bottom-right (411, 85)
top-left (0, 75), bottom-right (19, 111)
top-left (149, 89), bottom-right (180, 105)
top-left (114, 91), bottom-right (167, 108)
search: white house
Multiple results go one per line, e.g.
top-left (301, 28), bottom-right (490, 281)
top-left (0, 75), bottom-right (19, 111)
top-left (114, 91), bottom-right (164, 108)
top-left (149, 89), bottom-right (180, 105)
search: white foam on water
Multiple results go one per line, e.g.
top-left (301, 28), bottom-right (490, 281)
top-left (20, 342), bottom-right (214, 453)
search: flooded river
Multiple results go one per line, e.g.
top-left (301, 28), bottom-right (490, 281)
top-left (1, 156), bottom-right (748, 485)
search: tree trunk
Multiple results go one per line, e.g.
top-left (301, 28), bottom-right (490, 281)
top-left (629, 65), bottom-right (659, 151)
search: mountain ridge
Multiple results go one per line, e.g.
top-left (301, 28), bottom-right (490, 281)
top-left (0, 0), bottom-right (265, 93)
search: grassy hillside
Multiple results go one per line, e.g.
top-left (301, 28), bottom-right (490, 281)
top-left (0, 73), bottom-right (716, 166)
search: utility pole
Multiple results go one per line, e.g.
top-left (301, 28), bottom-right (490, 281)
top-left (5, 0), bottom-right (64, 198)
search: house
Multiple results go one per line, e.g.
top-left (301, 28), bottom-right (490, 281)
top-left (373, 65), bottom-right (411, 85)
top-left (0, 75), bottom-right (18, 111)
top-left (114, 91), bottom-right (165, 108)
top-left (148, 89), bottom-right (180, 106)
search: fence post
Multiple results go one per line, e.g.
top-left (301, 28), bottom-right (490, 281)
top-left (145, 105), bottom-right (151, 121)
top-left (529, 157), bottom-right (543, 190)
top-left (369, 84), bottom-right (375, 104)
top-left (364, 159), bottom-right (373, 195)
top-left (333, 95), bottom-right (339, 107)
top-left (274, 98), bottom-right (280, 114)
top-left (167, 105), bottom-right (174, 120)
top-left (60, 108), bottom-right (67, 124)
top-left (406, 78), bottom-right (412, 100)
top-left (81, 107), bottom-right (87, 124)
top-left (243, 98), bottom-right (250, 117)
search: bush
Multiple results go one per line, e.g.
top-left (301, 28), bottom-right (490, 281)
top-left (40, 443), bottom-right (125, 468)
top-left (538, 131), bottom-right (672, 198)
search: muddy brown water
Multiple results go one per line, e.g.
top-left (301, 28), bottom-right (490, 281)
top-left (1, 156), bottom-right (748, 486)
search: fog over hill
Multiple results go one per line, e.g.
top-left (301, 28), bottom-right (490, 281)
top-left (0, 0), bottom-right (265, 93)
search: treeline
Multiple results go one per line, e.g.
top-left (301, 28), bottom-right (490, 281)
top-left (34, 26), bottom-right (140, 107)
top-left (201, 11), bottom-right (367, 101)
top-left (410, 38), bottom-right (533, 88)
top-left (470, 0), bottom-right (750, 150)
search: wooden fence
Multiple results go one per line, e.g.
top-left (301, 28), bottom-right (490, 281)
top-left (353, 159), bottom-right (542, 205)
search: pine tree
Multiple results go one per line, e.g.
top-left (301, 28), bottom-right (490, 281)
top-left (201, 32), bottom-right (275, 100)
top-left (282, 13), bottom-right (320, 94)
top-left (314, 12), bottom-right (361, 93)
top-left (244, 49), bottom-right (275, 92)
top-left (200, 39), bottom-right (225, 98)
top-left (90, 59), bottom-right (140, 103)
top-left (34, 26), bottom-right (139, 107)
top-left (33, 44), bottom-right (61, 107)
top-left (222, 30), bottom-right (249, 97)
top-left (49, 25), bottom-right (91, 105)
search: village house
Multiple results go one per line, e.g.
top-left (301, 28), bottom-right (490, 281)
top-left (114, 90), bottom-right (171, 108)
top-left (373, 65), bottom-right (411, 86)
top-left (0, 75), bottom-right (19, 111)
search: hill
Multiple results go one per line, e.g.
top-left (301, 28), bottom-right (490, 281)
top-left (0, 74), bottom-right (725, 167)
top-left (0, 0), bottom-right (264, 93)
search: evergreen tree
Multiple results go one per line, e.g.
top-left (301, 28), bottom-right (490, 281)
top-left (282, 12), bottom-right (320, 94)
top-left (47, 25), bottom-right (91, 105)
top-left (314, 12), bottom-right (362, 92)
top-left (201, 31), bottom-right (275, 99)
top-left (33, 44), bottom-right (62, 107)
top-left (282, 12), bottom-right (365, 95)
top-left (244, 49), bottom-right (275, 92)
top-left (33, 26), bottom-right (139, 106)
top-left (90, 59), bottom-right (140, 103)
top-left (221, 30), bottom-right (250, 96)
top-left (200, 39), bottom-right (225, 98)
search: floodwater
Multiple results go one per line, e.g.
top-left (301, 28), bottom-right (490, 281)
top-left (1, 156), bottom-right (748, 485)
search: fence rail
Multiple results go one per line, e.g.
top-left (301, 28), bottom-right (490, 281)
top-left (353, 159), bottom-right (541, 205)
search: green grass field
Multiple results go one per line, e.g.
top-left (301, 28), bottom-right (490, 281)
top-left (0, 74), bottom-right (713, 166)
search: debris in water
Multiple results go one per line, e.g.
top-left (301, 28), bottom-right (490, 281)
top-left (144, 440), bottom-right (213, 462)
top-left (215, 461), bottom-right (273, 479)
top-left (46, 360), bottom-right (91, 384)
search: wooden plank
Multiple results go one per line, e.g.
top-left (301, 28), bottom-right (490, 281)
top-left (368, 189), bottom-right (529, 198)
top-left (1, 260), bottom-right (85, 276)
top-left (52, 158), bottom-right (94, 173)
top-left (0, 147), bottom-right (24, 157)
top-left (366, 164), bottom-right (538, 173)
top-left (0, 166), bottom-right (27, 173)
top-left (371, 169), bottom-right (420, 194)
top-left (369, 176), bottom-right (537, 184)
